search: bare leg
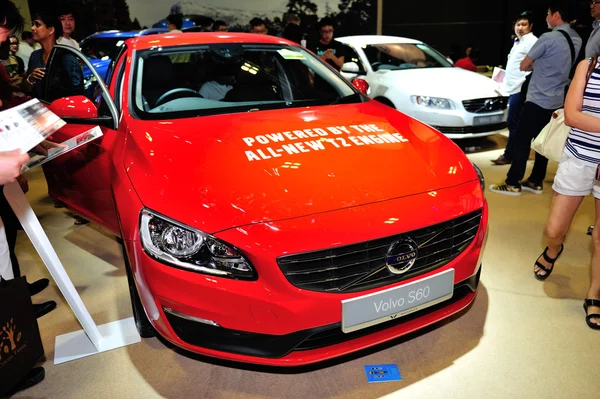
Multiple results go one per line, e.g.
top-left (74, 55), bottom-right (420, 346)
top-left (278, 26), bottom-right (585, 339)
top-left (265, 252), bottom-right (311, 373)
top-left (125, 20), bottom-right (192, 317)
top-left (587, 199), bottom-right (600, 326)
top-left (535, 193), bottom-right (584, 277)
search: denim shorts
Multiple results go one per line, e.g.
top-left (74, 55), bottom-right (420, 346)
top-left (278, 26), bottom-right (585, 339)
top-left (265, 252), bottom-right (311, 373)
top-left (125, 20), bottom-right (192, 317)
top-left (553, 149), bottom-right (600, 199)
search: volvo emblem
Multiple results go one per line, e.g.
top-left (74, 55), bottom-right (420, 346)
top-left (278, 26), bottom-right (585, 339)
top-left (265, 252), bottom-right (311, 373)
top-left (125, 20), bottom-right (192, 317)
top-left (484, 98), bottom-right (497, 111)
top-left (386, 239), bottom-right (418, 275)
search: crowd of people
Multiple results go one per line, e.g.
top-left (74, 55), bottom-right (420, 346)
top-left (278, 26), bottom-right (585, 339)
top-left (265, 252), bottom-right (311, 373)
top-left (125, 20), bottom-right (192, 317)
top-left (163, 12), bottom-right (347, 72)
top-left (488, 2), bottom-right (600, 330)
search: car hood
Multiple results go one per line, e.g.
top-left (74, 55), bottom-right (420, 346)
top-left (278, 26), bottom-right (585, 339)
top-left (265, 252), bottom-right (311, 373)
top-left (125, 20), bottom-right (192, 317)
top-left (377, 67), bottom-right (502, 100)
top-left (124, 101), bottom-right (478, 233)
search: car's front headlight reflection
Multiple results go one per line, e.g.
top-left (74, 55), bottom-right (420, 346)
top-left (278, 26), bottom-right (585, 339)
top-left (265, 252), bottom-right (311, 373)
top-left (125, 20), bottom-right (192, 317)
top-left (411, 95), bottom-right (454, 109)
top-left (140, 209), bottom-right (256, 280)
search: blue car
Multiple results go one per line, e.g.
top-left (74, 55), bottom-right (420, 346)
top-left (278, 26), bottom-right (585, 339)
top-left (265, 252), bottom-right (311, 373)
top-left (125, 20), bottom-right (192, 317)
top-left (79, 29), bottom-right (168, 81)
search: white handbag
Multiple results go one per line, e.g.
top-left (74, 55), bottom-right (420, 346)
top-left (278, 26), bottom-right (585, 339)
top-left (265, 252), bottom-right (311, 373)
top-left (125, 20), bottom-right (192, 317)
top-left (531, 109), bottom-right (570, 162)
top-left (531, 56), bottom-right (599, 162)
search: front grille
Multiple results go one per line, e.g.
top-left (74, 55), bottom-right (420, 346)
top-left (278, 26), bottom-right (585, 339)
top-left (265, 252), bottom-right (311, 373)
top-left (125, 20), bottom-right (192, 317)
top-left (462, 97), bottom-right (508, 113)
top-left (432, 123), bottom-right (507, 135)
top-left (277, 210), bottom-right (482, 293)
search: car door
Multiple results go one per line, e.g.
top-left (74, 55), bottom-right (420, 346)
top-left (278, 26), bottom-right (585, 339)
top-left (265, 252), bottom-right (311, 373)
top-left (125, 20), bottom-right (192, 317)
top-left (40, 44), bottom-right (121, 234)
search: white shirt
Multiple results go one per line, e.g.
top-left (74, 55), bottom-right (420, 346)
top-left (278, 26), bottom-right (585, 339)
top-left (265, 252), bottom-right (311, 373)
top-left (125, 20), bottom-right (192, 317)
top-left (200, 81), bottom-right (232, 101)
top-left (15, 42), bottom-right (40, 69)
top-left (503, 32), bottom-right (537, 95)
top-left (57, 36), bottom-right (80, 50)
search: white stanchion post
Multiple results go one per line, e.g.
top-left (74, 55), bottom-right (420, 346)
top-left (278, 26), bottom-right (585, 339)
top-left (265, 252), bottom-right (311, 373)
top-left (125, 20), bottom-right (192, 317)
top-left (3, 181), bottom-right (140, 364)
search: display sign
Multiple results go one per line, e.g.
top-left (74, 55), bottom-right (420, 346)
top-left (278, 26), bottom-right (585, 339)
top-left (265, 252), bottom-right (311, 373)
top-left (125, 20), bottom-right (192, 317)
top-left (364, 364), bottom-right (402, 383)
top-left (342, 269), bottom-right (455, 333)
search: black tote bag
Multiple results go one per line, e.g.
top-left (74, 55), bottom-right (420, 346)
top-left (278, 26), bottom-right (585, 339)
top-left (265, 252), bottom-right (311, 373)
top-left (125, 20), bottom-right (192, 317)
top-left (0, 276), bottom-right (44, 396)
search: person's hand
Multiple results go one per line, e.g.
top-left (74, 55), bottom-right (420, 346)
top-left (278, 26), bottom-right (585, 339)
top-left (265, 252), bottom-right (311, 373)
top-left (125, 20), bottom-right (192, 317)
top-left (0, 150), bottom-right (30, 185)
top-left (27, 67), bottom-right (46, 84)
top-left (32, 140), bottom-right (67, 156)
top-left (323, 49), bottom-right (335, 60)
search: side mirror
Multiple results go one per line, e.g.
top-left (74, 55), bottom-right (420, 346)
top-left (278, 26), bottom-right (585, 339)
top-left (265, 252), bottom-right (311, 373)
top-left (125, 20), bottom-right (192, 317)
top-left (446, 57), bottom-right (454, 65)
top-left (49, 95), bottom-right (98, 119)
top-left (341, 62), bottom-right (360, 74)
top-left (352, 78), bottom-right (369, 95)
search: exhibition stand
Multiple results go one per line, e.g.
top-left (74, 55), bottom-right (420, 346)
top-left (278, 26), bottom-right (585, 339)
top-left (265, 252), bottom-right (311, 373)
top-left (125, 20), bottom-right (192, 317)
top-left (4, 181), bottom-right (140, 365)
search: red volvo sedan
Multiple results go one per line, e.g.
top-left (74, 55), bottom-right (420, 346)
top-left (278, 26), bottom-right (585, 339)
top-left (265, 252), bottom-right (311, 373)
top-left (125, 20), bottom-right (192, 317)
top-left (39, 33), bottom-right (488, 366)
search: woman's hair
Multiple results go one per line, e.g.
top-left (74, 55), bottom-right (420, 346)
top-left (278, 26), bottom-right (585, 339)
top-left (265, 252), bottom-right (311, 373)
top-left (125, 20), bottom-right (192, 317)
top-left (0, 0), bottom-right (25, 35)
top-left (31, 11), bottom-right (63, 40)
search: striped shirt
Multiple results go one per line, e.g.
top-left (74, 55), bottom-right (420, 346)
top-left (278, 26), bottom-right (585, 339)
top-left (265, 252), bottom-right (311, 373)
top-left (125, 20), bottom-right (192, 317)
top-left (565, 60), bottom-right (600, 165)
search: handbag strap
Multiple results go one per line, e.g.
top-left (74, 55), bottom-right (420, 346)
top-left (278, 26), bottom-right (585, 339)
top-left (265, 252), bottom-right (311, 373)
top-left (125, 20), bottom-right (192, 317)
top-left (557, 29), bottom-right (576, 66)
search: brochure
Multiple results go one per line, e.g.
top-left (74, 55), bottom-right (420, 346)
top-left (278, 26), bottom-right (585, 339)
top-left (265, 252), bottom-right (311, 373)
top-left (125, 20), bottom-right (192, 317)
top-left (21, 126), bottom-right (103, 173)
top-left (0, 99), bottom-right (66, 154)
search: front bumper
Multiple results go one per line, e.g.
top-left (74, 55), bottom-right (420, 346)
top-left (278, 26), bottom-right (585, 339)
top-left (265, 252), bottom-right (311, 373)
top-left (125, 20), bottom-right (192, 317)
top-left (127, 183), bottom-right (488, 366)
top-left (408, 107), bottom-right (508, 139)
top-left (163, 269), bottom-right (480, 359)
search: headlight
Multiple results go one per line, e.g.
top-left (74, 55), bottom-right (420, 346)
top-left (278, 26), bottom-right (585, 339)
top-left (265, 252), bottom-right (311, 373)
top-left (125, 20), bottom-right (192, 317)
top-left (410, 96), bottom-right (454, 109)
top-left (472, 162), bottom-right (485, 192)
top-left (140, 209), bottom-right (256, 280)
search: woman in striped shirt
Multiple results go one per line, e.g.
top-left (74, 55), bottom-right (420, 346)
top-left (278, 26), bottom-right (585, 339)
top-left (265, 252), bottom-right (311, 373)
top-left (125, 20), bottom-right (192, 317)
top-left (534, 56), bottom-right (600, 330)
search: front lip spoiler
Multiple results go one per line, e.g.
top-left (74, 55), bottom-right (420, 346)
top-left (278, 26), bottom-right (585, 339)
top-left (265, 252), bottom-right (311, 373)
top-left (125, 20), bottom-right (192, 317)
top-left (164, 268), bottom-right (481, 359)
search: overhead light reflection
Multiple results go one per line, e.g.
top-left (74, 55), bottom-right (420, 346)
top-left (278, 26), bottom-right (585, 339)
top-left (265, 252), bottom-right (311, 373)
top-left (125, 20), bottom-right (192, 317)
top-left (281, 162), bottom-right (301, 169)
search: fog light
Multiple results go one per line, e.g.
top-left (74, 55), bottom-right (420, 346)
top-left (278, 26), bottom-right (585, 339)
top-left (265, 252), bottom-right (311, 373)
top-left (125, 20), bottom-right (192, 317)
top-left (162, 306), bottom-right (221, 327)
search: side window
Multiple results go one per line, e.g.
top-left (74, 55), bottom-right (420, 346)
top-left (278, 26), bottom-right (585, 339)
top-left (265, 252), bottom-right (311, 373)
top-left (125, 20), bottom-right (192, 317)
top-left (343, 45), bottom-right (366, 74)
top-left (44, 47), bottom-right (110, 116)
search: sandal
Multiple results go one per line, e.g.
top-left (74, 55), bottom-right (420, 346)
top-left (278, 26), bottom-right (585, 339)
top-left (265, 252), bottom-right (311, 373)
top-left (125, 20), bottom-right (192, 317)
top-left (583, 299), bottom-right (600, 330)
top-left (533, 244), bottom-right (564, 281)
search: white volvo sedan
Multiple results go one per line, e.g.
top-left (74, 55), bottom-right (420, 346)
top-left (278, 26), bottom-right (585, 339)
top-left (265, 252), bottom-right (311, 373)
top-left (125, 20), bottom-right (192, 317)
top-left (337, 35), bottom-right (508, 139)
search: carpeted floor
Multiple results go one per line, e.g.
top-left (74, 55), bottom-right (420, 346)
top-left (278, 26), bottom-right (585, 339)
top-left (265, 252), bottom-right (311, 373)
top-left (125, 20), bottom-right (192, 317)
top-left (10, 134), bottom-right (600, 398)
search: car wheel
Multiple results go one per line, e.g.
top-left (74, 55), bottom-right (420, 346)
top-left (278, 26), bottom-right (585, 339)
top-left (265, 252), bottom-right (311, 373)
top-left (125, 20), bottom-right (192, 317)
top-left (122, 243), bottom-right (156, 338)
top-left (374, 97), bottom-right (396, 109)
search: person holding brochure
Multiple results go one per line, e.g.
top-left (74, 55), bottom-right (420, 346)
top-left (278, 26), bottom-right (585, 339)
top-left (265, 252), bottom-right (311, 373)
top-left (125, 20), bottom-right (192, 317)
top-left (0, 2), bottom-right (49, 394)
top-left (491, 12), bottom-right (538, 166)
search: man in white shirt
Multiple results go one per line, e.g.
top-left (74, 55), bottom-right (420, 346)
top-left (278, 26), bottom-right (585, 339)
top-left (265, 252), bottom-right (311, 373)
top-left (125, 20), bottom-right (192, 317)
top-left (492, 12), bottom-right (538, 165)
top-left (15, 31), bottom-right (39, 68)
top-left (56, 6), bottom-right (79, 49)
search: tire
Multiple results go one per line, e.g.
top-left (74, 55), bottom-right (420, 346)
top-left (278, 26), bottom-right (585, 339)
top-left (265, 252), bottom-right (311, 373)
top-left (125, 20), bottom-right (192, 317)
top-left (122, 243), bottom-right (156, 338)
top-left (374, 97), bottom-right (396, 109)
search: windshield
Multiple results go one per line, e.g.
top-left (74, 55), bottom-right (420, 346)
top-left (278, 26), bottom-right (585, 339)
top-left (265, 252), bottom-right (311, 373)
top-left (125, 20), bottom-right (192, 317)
top-left (363, 43), bottom-right (452, 70)
top-left (132, 43), bottom-right (360, 119)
